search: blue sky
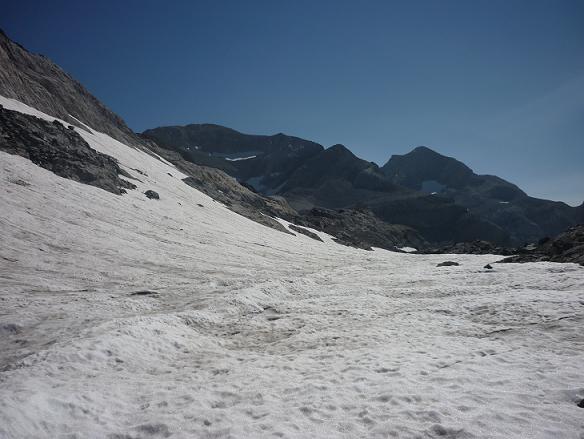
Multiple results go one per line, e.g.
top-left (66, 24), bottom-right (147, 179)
top-left (3, 0), bottom-right (583, 205)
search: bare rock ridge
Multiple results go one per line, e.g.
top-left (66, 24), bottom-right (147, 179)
top-left (0, 106), bottom-right (135, 195)
top-left (0, 28), bottom-right (138, 147)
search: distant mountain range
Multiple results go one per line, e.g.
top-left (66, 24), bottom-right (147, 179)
top-left (143, 124), bottom-right (583, 245)
top-left (1, 28), bottom-right (582, 247)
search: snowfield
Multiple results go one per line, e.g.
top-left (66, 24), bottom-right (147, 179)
top-left (1, 97), bottom-right (584, 438)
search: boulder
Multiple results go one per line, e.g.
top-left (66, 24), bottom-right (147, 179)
top-left (144, 190), bottom-right (160, 200)
top-left (437, 261), bottom-right (459, 267)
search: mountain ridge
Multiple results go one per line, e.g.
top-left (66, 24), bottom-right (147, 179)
top-left (144, 123), bottom-right (582, 244)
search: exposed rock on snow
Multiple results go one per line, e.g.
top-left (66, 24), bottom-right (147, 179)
top-left (288, 224), bottom-right (323, 242)
top-left (0, 106), bottom-right (135, 194)
top-left (130, 290), bottom-right (159, 296)
top-left (144, 189), bottom-right (160, 200)
top-left (437, 261), bottom-right (460, 267)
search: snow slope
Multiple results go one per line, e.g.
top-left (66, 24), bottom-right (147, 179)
top-left (1, 97), bottom-right (583, 438)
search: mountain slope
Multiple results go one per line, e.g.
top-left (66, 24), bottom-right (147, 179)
top-left (146, 125), bottom-right (513, 244)
top-left (0, 29), bottom-right (138, 146)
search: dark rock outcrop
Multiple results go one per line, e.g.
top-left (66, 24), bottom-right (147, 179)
top-left (144, 190), bottom-right (159, 200)
top-left (290, 207), bottom-right (427, 251)
top-left (498, 225), bottom-right (584, 266)
top-left (437, 261), bottom-right (460, 267)
top-left (422, 240), bottom-right (514, 256)
top-left (0, 107), bottom-right (135, 195)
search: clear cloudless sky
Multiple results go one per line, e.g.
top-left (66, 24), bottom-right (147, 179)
top-left (2, 0), bottom-right (583, 205)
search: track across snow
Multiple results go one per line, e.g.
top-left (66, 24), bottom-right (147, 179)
top-left (1, 97), bottom-right (583, 438)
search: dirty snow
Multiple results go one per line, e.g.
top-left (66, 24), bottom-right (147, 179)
top-left (1, 97), bottom-right (584, 438)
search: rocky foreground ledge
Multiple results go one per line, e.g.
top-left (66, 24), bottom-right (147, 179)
top-left (497, 225), bottom-right (584, 266)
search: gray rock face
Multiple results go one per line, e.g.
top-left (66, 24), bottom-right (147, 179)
top-left (0, 107), bottom-right (135, 195)
top-left (0, 29), bottom-right (139, 147)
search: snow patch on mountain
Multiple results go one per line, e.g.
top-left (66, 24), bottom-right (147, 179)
top-left (225, 155), bottom-right (257, 161)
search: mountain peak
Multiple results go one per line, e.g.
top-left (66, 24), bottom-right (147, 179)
top-left (382, 145), bottom-right (474, 190)
top-left (327, 144), bottom-right (351, 153)
top-left (411, 145), bottom-right (438, 154)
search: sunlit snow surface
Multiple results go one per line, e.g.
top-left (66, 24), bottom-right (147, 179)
top-left (1, 97), bottom-right (584, 438)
